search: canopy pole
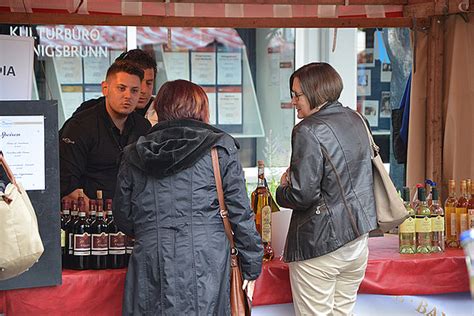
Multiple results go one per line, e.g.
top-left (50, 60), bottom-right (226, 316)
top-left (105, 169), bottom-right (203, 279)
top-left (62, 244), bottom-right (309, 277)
top-left (425, 15), bottom-right (444, 195)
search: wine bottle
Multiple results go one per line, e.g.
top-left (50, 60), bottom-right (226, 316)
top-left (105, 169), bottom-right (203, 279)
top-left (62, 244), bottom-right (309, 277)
top-left (467, 179), bottom-right (474, 229)
top-left (457, 180), bottom-right (469, 244)
top-left (430, 187), bottom-right (445, 253)
top-left (445, 180), bottom-right (459, 248)
top-left (125, 235), bottom-right (134, 265)
top-left (415, 187), bottom-right (431, 254)
top-left (399, 187), bottom-right (416, 254)
top-left (72, 190), bottom-right (91, 270)
top-left (252, 160), bottom-right (274, 262)
top-left (106, 199), bottom-right (126, 268)
top-left (64, 200), bottom-right (79, 269)
top-left (88, 200), bottom-right (97, 224)
top-left (90, 194), bottom-right (108, 270)
top-left (61, 200), bottom-right (71, 267)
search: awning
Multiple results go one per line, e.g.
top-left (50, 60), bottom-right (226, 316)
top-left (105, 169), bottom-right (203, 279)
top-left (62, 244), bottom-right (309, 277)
top-left (1, 1), bottom-right (403, 19)
top-left (36, 25), bottom-right (244, 50)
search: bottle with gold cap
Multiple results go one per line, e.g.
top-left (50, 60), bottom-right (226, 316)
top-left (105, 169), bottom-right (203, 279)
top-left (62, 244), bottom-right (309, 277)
top-left (457, 180), bottom-right (469, 245)
top-left (445, 180), bottom-right (459, 248)
top-left (251, 160), bottom-right (274, 261)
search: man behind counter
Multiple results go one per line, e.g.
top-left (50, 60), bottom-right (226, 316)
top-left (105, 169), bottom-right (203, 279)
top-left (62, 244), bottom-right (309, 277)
top-left (60, 60), bottom-right (151, 205)
top-left (71, 49), bottom-right (158, 126)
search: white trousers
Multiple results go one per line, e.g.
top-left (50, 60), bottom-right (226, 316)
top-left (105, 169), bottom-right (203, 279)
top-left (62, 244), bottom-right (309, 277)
top-left (288, 246), bottom-right (369, 316)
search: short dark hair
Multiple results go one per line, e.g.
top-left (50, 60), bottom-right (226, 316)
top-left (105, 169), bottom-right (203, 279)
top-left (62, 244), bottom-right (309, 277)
top-left (290, 62), bottom-right (343, 110)
top-left (116, 49), bottom-right (157, 77)
top-left (154, 80), bottom-right (209, 123)
top-left (106, 60), bottom-right (144, 82)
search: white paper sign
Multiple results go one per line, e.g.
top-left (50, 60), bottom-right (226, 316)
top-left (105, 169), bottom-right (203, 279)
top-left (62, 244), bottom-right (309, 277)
top-left (217, 52), bottom-right (241, 85)
top-left (217, 89), bottom-right (242, 125)
top-left (191, 51), bottom-right (216, 85)
top-left (163, 50), bottom-right (190, 81)
top-left (0, 35), bottom-right (34, 100)
top-left (0, 115), bottom-right (45, 190)
top-left (54, 57), bottom-right (83, 84)
top-left (83, 56), bottom-right (109, 84)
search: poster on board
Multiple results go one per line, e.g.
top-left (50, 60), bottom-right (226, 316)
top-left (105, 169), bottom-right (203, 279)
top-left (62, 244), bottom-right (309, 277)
top-left (0, 35), bottom-right (34, 100)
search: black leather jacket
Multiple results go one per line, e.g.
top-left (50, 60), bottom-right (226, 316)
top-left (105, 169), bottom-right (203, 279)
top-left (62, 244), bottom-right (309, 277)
top-left (276, 102), bottom-right (377, 262)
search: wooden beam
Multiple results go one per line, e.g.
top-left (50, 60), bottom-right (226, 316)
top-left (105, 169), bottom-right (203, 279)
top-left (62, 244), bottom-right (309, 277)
top-left (0, 12), bottom-right (418, 28)
top-left (404, 0), bottom-right (474, 18)
top-left (425, 16), bottom-right (444, 193)
top-left (169, 0), bottom-right (407, 4)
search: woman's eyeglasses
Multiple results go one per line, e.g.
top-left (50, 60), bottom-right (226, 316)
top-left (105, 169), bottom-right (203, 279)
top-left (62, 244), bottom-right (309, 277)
top-left (290, 91), bottom-right (305, 101)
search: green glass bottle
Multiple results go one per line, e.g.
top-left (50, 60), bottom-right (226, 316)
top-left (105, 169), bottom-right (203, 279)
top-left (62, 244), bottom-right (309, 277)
top-left (416, 187), bottom-right (432, 253)
top-left (399, 187), bottom-right (416, 254)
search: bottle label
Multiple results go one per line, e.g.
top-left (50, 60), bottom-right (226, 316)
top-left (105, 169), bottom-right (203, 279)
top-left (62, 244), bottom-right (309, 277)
top-left (261, 206), bottom-right (272, 243)
top-left (126, 236), bottom-right (135, 254)
top-left (73, 233), bottom-right (91, 256)
top-left (61, 229), bottom-right (66, 248)
top-left (450, 213), bottom-right (457, 236)
top-left (68, 233), bottom-right (74, 254)
top-left (399, 217), bottom-right (415, 233)
top-left (91, 233), bottom-right (108, 255)
top-left (460, 214), bottom-right (468, 232)
top-left (431, 216), bottom-right (444, 232)
top-left (415, 217), bottom-right (431, 233)
top-left (109, 232), bottom-right (126, 255)
top-left (469, 209), bottom-right (474, 229)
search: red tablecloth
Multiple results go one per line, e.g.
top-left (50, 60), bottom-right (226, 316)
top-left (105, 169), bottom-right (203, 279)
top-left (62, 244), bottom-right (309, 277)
top-left (0, 235), bottom-right (469, 314)
top-left (254, 234), bottom-right (470, 306)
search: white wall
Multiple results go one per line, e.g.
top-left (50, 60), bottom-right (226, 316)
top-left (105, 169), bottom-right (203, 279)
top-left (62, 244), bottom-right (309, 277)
top-left (295, 28), bottom-right (357, 110)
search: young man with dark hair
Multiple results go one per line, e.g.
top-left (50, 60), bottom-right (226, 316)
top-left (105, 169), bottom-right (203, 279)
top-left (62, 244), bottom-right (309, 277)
top-left (71, 49), bottom-right (158, 125)
top-left (60, 60), bottom-right (151, 205)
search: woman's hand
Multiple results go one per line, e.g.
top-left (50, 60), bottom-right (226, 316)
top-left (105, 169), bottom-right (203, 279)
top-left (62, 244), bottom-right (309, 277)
top-left (280, 167), bottom-right (290, 187)
top-left (242, 279), bottom-right (256, 302)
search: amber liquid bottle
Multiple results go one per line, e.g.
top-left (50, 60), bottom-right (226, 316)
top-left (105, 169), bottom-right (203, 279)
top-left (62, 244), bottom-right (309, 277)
top-left (106, 199), bottom-right (126, 268)
top-left (456, 180), bottom-right (469, 245)
top-left (468, 180), bottom-right (474, 229)
top-left (252, 160), bottom-right (274, 262)
top-left (90, 191), bottom-right (108, 270)
top-left (445, 180), bottom-right (458, 248)
top-left (72, 190), bottom-right (91, 270)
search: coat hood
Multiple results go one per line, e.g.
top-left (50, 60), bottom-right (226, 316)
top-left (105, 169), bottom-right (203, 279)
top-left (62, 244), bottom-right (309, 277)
top-left (124, 119), bottom-right (235, 178)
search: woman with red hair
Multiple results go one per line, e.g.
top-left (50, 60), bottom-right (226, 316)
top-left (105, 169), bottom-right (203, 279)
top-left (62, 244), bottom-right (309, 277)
top-left (113, 79), bottom-right (263, 315)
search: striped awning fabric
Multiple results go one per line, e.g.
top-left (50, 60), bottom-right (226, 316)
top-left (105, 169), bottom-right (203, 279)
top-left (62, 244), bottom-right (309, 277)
top-left (36, 25), bottom-right (245, 50)
top-left (0, 1), bottom-right (403, 19)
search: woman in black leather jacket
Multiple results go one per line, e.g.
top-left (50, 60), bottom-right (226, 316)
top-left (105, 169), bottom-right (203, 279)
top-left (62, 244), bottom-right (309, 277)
top-left (276, 63), bottom-right (377, 316)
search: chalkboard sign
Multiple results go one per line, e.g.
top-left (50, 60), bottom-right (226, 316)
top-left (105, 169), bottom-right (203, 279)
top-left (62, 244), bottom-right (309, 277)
top-left (0, 100), bottom-right (61, 290)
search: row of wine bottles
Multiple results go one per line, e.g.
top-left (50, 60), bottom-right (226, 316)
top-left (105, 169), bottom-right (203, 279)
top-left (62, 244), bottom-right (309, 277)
top-left (445, 179), bottom-right (474, 247)
top-left (399, 186), bottom-right (445, 254)
top-left (60, 189), bottom-right (131, 270)
top-left (399, 178), bottom-right (474, 253)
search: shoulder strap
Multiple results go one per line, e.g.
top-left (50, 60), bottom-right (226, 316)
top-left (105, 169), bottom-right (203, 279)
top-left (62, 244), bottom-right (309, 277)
top-left (354, 111), bottom-right (379, 158)
top-left (211, 148), bottom-right (236, 250)
top-left (0, 152), bottom-right (17, 185)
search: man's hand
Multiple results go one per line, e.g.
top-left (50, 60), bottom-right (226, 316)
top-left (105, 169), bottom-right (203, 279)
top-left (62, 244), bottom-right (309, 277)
top-left (242, 279), bottom-right (256, 302)
top-left (62, 189), bottom-right (91, 213)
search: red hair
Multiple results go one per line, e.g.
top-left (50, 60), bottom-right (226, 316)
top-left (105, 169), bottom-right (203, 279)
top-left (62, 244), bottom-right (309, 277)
top-left (154, 80), bottom-right (209, 123)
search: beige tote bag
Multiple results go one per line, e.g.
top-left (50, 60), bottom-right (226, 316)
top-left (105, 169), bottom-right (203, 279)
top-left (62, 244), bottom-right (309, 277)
top-left (0, 154), bottom-right (44, 281)
top-left (355, 112), bottom-right (409, 232)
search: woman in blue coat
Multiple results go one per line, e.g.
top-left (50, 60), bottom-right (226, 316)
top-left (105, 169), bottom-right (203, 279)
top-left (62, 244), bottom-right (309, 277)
top-left (114, 79), bottom-right (263, 315)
